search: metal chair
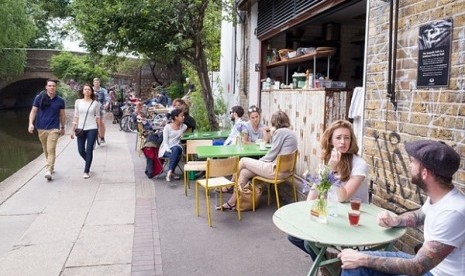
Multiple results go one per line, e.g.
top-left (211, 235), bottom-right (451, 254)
top-left (195, 156), bottom-right (240, 227)
top-left (183, 139), bottom-right (212, 196)
top-left (251, 150), bottom-right (298, 211)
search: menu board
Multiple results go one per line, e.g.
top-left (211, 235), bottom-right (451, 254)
top-left (417, 18), bottom-right (452, 87)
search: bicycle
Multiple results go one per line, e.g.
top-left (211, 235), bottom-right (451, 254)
top-left (120, 114), bottom-right (137, 132)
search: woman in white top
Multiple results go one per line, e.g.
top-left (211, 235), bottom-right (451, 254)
top-left (241, 105), bottom-right (271, 143)
top-left (158, 108), bottom-right (187, 181)
top-left (70, 84), bottom-right (101, 179)
top-left (289, 120), bottom-right (368, 258)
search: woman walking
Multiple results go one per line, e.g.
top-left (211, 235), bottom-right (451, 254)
top-left (158, 108), bottom-right (187, 181)
top-left (70, 84), bottom-right (101, 179)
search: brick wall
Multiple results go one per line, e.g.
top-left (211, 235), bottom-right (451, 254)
top-left (365, 0), bottom-right (465, 253)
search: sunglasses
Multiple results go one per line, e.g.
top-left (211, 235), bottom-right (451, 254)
top-left (248, 107), bottom-right (260, 113)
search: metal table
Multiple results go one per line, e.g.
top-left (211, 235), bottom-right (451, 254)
top-left (196, 144), bottom-right (269, 158)
top-left (181, 130), bottom-right (230, 141)
top-left (273, 201), bottom-right (407, 276)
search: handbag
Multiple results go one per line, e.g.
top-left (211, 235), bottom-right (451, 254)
top-left (74, 128), bottom-right (84, 137)
top-left (74, 100), bottom-right (94, 138)
top-left (237, 182), bottom-right (263, 212)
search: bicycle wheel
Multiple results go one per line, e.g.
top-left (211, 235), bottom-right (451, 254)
top-left (120, 115), bottom-right (133, 132)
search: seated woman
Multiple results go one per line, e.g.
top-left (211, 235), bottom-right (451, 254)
top-left (219, 110), bottom-right (298, 210)
top-left (158, 108), bottom-right (187, 182)
top-left (241, 105), bottom-right (271, 144)
top-left (288, 120), bottom-right (368, 257)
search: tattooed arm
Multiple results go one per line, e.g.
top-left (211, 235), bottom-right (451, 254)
top-left (338, 241), bottom-right (454, 275)
top-left (377, 209), bottom-right (425, 228)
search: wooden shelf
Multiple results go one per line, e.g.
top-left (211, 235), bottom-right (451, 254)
top-left (267, 50), bottom-right (335, 68)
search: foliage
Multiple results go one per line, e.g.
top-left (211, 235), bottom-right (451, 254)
top-left (57, 82), bottom-right (78, 107)
top-left (303, 165), bottom-right (341, 196)
top-left (70, 0), bottom-right (226, 129)
top-left (190, 77), bottom-right (227, 131)
top-left (0, 0), bottom-right (36, 77)
top-left (50, 52), bottom-right (108, 84)
top-left (26, 0), bottom-right (72, 49)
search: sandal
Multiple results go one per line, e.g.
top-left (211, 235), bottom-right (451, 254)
top-left (221, 186), bottom-right (234, 193)
top-left (215, 202), bottom-right (236, 211)
top-left (172, 174), bottom-right (181, 180)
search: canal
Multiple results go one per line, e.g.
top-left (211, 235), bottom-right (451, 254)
top-left (0, 108), bottom-right (43, 182)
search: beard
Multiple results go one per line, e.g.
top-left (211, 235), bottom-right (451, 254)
top-left (411, 171), bottom-right (427, 192)
top-left (230, 115), bottom-right (235, 122)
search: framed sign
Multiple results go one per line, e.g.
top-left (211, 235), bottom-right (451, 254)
top-left (417, 18), bottom-right (452, 87)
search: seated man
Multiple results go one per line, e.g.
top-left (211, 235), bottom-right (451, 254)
top-left (223, 105), bottom-right (245, 145)
top-left (338, 140), bottom-right (464, 276)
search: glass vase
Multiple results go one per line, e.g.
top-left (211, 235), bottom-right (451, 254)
top-left (310, 192), bottom-right (328, 224)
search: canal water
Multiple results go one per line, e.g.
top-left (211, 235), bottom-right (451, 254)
top-left (0, 108), bottom-right (43, 182)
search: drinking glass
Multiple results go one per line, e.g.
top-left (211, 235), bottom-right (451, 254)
top-left (348, 210), bottom-right (360, 226)
top-left (350, 198), bottom-right (361, 211)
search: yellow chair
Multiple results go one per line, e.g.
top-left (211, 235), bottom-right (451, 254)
top-left (195, 156), bottom-right (241, 227)
top-left (251, 150), bottom-right (298, 211)
top-left (183, 139), bottom-right (212, 196)
top-left (135, 122), bottom-right (145, 157)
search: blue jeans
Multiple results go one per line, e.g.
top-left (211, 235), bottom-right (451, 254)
top-left (163, 145), bottom-right (182, 172)
top-left (77, 129), bottom-right (98, 173)
top-left (341, 251), bottom-right (434, 276)
top-left (288, 235), bottom-right (317, 259)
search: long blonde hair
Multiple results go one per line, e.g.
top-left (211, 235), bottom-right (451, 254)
top-left (320, 120), bottom-right (359, 181)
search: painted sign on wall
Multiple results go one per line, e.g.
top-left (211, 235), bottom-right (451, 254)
top-left (417, 18), bottom-right (452, 87)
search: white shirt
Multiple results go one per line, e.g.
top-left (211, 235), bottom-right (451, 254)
top-left (423, 188), bottom-right (465, 276)
top-left (74, 99), bottom-right (100, 130)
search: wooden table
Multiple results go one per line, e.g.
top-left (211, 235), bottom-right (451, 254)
top-left (196, 144), bottom-right (270, 158)
top-left (273, 201), bottom-right (407, 276)
top-left (181, 130), bottom-right (230, 141)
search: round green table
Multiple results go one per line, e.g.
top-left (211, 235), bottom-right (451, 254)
top-left (273, 201), bottom-right (407, 276)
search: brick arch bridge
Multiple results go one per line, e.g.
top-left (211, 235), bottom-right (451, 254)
top-left (0, 49), bottom-right (143, 110)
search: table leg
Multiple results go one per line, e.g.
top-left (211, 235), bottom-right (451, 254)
top-left (306, 242), bottom-right (327, 276)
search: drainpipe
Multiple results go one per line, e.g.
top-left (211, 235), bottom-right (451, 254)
top-left (382, 0), bottom-right (399, 111)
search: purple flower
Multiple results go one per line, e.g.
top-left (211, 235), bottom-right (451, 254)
top-left (302, 165), bottom-right (341, 193)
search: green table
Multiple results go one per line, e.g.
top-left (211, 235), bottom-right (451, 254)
top-left (196, 144), bottom-right (269, 158)
top-left (181, 130), bottom-right (230, 140)
top-left (273, 201), bottom-right (407, 276)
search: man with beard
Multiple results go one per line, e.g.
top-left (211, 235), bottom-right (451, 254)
top-left (338, 140), bottom-right (464, 276)
top-left (223, 105), bottom-right (245, 145)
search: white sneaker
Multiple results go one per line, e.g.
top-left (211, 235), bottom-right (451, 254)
top-left (83, 173), bottom-right (90, 179)
top-left (45, 171), bottom-right (52, 181)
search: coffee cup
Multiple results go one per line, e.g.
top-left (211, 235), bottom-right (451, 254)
top-left (259, 141), bottom-right (267, 150)
top-left (256, 139), bottom-right (264, 145)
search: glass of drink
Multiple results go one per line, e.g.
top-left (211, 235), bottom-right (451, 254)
top-left (348, 210), bottom-right (360, 226)
top-left (350, 198), bottom-right (361, 211)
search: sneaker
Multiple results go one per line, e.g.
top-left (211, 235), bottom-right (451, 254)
top-left (45, 171), bottom-right (52, 181)
top-left (83, 173), bottom-right (90, 179)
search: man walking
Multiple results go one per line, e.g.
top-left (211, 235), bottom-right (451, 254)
top-left (93, 77), bottom-right (108, 143)
top-left (338, 140), bottom-right (464, 276)
top-left (28, 79), bottom-right (66, 181)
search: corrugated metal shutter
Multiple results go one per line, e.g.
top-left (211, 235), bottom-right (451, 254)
top-left (257, 0), bottom-right (322, 37)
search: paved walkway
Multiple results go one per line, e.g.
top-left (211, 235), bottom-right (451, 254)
top-left (0, 117), bottom-right (310, 276)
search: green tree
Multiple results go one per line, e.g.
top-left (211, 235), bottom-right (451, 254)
top-left (27, 0), bottom-right (72, 49)
top-left (50, 52), bottom-right (108, 83)
top-left (0, 0), bottom-right (35, 77)
top-left (71, 0), bottom-right (226, 129)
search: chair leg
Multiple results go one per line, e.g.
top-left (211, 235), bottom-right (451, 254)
top-left (195, 182), bottom-right (200, 216)
top-left (274, 182), bottom-right (281, 209)
top-left (183, 171), bottom-right (188, 196)
top-left (292, 177), bottom-right (297, 202)
top-left (205, 188), bottom-right (212, 227)
top-left (267, 183), bottom-right (271, 206)
top-left (252, 179), bottom-right (256, 212)
top-left (236, 184), bottom-right (241, 221)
